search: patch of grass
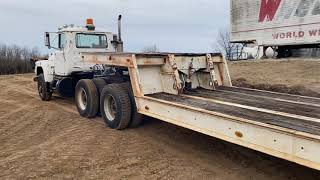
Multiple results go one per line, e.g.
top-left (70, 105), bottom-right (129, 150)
top-left (232, 78), bottom-right (320, 97)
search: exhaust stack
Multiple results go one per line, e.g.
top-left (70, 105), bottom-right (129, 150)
top-left (117, 15), bottom-right (124, 52)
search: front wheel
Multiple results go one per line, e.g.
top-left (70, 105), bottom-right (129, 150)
top-left (38, 74), bottom-right (52, 101)
top-left (100, 84), bottom-right (132, 130)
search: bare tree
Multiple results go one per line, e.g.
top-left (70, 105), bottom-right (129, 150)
top-left (141, 44), bottom-right (159, 53)
top-left (0, 43), bottom-right (41, 75)
top-left (215, 29), bottom-right (242, 60)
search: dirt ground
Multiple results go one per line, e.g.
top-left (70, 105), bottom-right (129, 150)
top-left (228, 59), bottom-right (320, 97)
top-left (0, 73), bottom-right (320, 179)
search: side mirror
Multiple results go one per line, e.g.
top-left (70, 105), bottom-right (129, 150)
top-left (45, 32), bottom-right (50, 48)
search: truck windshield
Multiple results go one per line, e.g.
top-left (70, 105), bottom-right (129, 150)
top-left (76, 33), bottom-right (108, 48)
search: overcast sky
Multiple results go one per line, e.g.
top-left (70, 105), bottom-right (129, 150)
top-left (0, 0), bottom-right (229, 53)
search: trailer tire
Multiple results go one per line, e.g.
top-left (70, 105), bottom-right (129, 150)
top-left (38, 74), bottom-right (52, 101)
top-left (100, 84), bottom-right (132, 130)
top-left (120, 83), bottom-right (144, 128)
top-left (75, 79), bottom-right (99, 118)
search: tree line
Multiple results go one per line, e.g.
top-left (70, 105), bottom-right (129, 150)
top-left (0, 43), bottom-right (40, 75)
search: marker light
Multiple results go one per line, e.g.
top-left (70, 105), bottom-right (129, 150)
top-left (86, 18), bottom-right (95, 30)
top-left (86, 18), bottom-right (94, 25)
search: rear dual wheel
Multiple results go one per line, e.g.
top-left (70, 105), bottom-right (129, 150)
top-left (120, 83), bottom-right (144, 128)
top-left (75, 79), bottom-right (99, 118)
top-left (75, 80), bottom-right (144, 130)
top-left (100, 83), bottom-right (144, 129)
top-left (100, 84), bottom-right (132, 130)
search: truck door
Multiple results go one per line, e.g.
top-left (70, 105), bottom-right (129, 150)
top-left (54, 34), bottom-right (66, 76)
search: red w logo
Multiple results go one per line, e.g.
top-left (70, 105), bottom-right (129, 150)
top-left (259, 0), bottom-right (282, 22)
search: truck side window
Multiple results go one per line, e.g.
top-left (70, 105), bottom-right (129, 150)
top-left (58, 34), bottom-right (66, 49)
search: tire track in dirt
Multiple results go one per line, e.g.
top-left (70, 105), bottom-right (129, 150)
top-left (0, 101), bottom-right (36, 120)
top-left (1, 77), bottom-right (78, 116)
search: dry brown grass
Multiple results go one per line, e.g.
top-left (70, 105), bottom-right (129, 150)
top-left (228, 59), bottom-right (320, 97)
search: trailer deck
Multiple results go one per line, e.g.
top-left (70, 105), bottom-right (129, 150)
top-left (148, 87), bottom-right (320, 136)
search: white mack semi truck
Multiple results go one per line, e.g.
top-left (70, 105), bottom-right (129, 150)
top-left (34, 16), bottom-right (320, 170)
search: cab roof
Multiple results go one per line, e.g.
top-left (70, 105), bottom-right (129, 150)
top-left (58, 25), bottom-right (112, 34)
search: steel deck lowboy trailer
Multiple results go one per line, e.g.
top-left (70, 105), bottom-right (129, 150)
top-left (34, 19), bottom-right (320, 171)
top-left (81, 52), bottom-right (320, 170)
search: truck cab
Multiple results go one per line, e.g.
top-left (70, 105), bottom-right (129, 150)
top-left (49, 26), bottom-right (116, 76)
top-left (35, 17), bottom-right (124, 100)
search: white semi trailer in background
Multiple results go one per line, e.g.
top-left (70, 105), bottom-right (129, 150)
top-left (231, 0), bottom-right (320, 58)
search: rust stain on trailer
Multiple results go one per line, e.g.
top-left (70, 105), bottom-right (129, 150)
top-left (85, 56), bottom-right (102, 64)
top-left (235, 131), bottom-right (244, 138)
top-left (141, 59), bottom-right (165, 66)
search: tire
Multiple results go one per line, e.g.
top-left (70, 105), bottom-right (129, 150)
top-left (120, 83), bottom-right (144, 128)
top-left (92, 78), bottom-right (107, 116)
top-left (92, 78), bottom-right (107, 95)
top-left (38, 74), bottom-right (52, 101)
top-left (100, 84), bottom-right (132, 130)
top-left (75, 79), bottom-right (99, 118)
